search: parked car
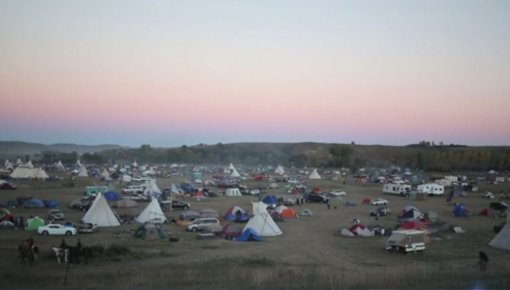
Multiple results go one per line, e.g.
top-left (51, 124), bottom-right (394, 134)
top-left (161, 200), bottom-right (190, 211)
top-left (186, 218), bottom-right (221, 232)
top-left (37, 224), bottom-right (77, 236)
top-left (68, 197), bottom-right (94, 211)
top-left (48, 209), bottom-right (65, 221)
top-left (306, 194), bottom-right (330, 203)
top-left (76, 223), bottom-right (99, 234)
top-left (122, 185), bottom-right (146, 194)
top-left (370, 198), bottom-right (389, 206)
top-left (0, 182), bottom-right (16, 190)
top-left (328, 190), bottom-right (347, 197)
top-left (215, 224), bottom-right (243, 240)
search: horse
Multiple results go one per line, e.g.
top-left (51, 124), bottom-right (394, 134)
top-left (52, 240), bottom-right (93, 264)
top-left (51, 246), bottom-right (69, 264)
top-left (18, 244), bottom-right (38, 266)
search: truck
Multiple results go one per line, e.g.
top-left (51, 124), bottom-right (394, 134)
top-left (386, 230), bottom-right (426, 253)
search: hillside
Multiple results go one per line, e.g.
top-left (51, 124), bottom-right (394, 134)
top-left (0, 141), bottom-right (124, 158)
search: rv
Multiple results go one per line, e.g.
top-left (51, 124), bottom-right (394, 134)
top-left (417, 183), bottom-right (444, 196)
top-left (382, 183), bottom-right (411, 196)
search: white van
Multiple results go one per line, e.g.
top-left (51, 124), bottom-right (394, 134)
top-left (382, 183), bottom-right (412, 196)
top-left (186, 218), bottom-right (221, 232)
top-left (386, 230), bottom-right (426, 253)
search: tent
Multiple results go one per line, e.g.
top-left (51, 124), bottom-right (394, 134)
top-left (10, 167), bottom-right (49, 179)
top-left (23, 198), bottom-right (44, 208)
top-left (200, 208), bottom-right (220, 218)
top-left (300, 209), bottom-right (313, 216)
top-left (77, 165), bottom-right (89, 177)
top-left (82, 193), bottom-right (121, 227)
top-left (452, 203), bottom-right (469, 217)
top-left (104, 191), bottom-right (121, 202)
top-left (101, 168), bottom-right (112, 181)
top-left (55, 160), bottom-right (65, 171)
top-left (136, 198), bottom-right (167, 224)
top-left (262, 195), bottom-right (278, 206)
top-left (398, 206), bottom-right (424, 221)
top-left (235, 227), bottom-right (262, 242)
top-left (25, 216), bottom-right (45, 231)
top-left (229, 163), bottom-right (241, 178)
top-left (43, 199), bottom-right (59, 208)
top-left (243, 202), bottom-right (282, 237)
top-left (274, 165), bottom-right (285, 175)
top-left (143, 179), bottom-right (162, 198)
top-left (309, 169), bottom-right (321, 180)
top-left (224, 206), bottom-right (250, 222)
top-left (34, 168), bottom-right (49, 179)
top-left (225, 188), bottom-right (242, 197)
top-left (133, 222), bottom-right (167, 240)
top-left (275, 206), bottom-right (298, 220)
top-left (489, 212), bottom-right (510, 250)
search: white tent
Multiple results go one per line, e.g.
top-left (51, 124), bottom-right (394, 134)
top-left (25, 160), bottom-right (34, 168)
top-left (16, 158), bottom-right (22, 165)
top-left (55, 160), bottom-right (65, 171)
top-left (274, 165), bottom-right (285, 175)
top-left (143, 179), bottom-right (161, 197)
top-left (76, 159), bottom-right (82, 167)
top-left (243, 202), bottom-right (282, 237)
top-left (82, 193), bottom-right (120, 227)
top-left (78, 165), bottom-right (89, 177)
top-left (136, 198), bottom-right (167, 224)
top-left (225, 188), bottom-right (242, 197)
top-left (101, 168), bottom-right (112, 181)
top-left (132, 160), bottom-right (138, 167)
top-left (490, 212), bottom-right (510, 250)
top-left (309, 169), bottom-right (321, 180)
top-left (9, 167), bottom-right (48, 179)
top-left (121, 174), bottom-right (132, 183)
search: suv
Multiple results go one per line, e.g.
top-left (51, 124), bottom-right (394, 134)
top-left (186, 218), bottom-right (221, 232)
top-left (48, 209), bottom-right (65, 221)
top-left (306, 194), bottom-right (329, 203)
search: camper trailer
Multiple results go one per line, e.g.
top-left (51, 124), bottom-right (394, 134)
top-left (417, 183), bottom-right (444, 196)
top-left (386, 230), bottom-right (426, 253)
top-left (382, 183), bottom-right (411, 196)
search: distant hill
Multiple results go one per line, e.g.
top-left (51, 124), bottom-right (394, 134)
top-left (0, 141), bottom-right (125, 158)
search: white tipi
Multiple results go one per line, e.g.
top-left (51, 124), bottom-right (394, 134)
top-left (309, 169), bottom-right (321, 180)
top-left (136, 198), bottom-right (167, 224)
top-left (490, 212), bottom-right (510, 250)
top-left (143, 179), bottom-right (162, 197)
top-left (82, 193), bottom-right (120, 227)
top-left (243, 202), bottom-right (282, 237)
top-left (274, 165), bottom-right (285, 175)
top-left (78, 165), bottom-right (89, 177)
top-left (228, 163), bottom-right (241, 178)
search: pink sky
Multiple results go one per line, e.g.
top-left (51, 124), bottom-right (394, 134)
top-left (1, 1), bottom-right (509, 147)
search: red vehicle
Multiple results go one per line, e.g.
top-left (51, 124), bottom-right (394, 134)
top-left (0, 182), bottom-right (16, 190)
top-left (215, 224), bottom-right (243, 240)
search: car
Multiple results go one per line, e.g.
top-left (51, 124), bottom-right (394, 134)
top-left (122, 185), bottom-right (146, 194)
top-left (76, 223), bottom-right (99, 234)
top-left (370, 207), bottom-right (391, 217)
top-left (215, 224), bottom-right (243, 240)
top-left (186, 218), bottom-right (221, 232)
top-left (306, 194), bottom-right (330, 203)
top-left (48, 209), bottom-right (65, 221)
top-left (68, 197), bottom-right (94, 211)
top-left (328, 190), bottom-right (347, 197)
top-left (37, 224), bottom-right (77, 236)
top-left (0, 182), bottom-right (16, 190)
top-left (490, 201), bottom-right (508, 212)
top-left (370, 198), bottom-right (389, 206)
top-left (161, 200), bottom-right (191, 211)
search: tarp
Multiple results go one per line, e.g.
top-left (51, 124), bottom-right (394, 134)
top-left (235, 227), bottom-right (262, 241)
top-left (104, 191), bottom-right (121, 202)
top-left (452, 203), bottom-right (469, 217)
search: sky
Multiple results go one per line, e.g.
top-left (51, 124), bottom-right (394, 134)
top-left (1, 0), bottom-right (509, 147)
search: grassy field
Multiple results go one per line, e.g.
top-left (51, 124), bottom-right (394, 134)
top-left (1, 176), bottom-right (509, 289)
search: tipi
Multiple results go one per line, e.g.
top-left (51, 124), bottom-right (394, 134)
top-left (490, 212), bottom-right (510, 250)
top-left (309, 169), bottom-right (321, 180)
top-left (82, 193), bottom-right (120, 227)
top-left (136, 198), bottom-right (167, 224)
top-left (78, 165), bottom-right (89, 177)
top-left (274, 165), bottom-right (285, 175)
top-left (143, 179), bottom-right (162, 197)
top-left (243, 202), bottom-right (282, 237)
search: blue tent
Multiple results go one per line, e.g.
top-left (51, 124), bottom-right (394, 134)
top-left (452, 203), bottom-right (469, 217)
top-left (224, 206), bottom-right (250, 223)
top-left (262, 195), bottom-right (278, 206)
top-left (44, 199), bottom-right (59, 208)
top-left (104, 191), bottom-right (121, 201)
top-left (235, 227), bottom-right (262, 242)
top-left (23, 198), bottom-right (44, 208)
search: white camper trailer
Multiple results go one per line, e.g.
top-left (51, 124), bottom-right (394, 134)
top-left (417, 183), bottom-right (444, 196)
top-left (382, 183), bottom-right (412, 196)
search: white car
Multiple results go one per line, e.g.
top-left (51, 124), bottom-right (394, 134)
top-left (329, 190), bottom-right (347, 197)
top-left (370, 198), bottom-right (389, 206)
top-left (37, 224), bottom-right (78, 236)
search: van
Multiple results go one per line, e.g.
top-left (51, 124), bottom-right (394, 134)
top-left (386, 230), bottom-right (426, 253)
top-left (186, 218), bottom-right (221, 232)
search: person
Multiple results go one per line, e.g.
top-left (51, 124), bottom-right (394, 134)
top-left (60, 239), bottom-right (68, 249)
top-left (478, 251), bottom-right (489, 272)
top-left (327, 201), bottom-right (331, 210)
top-left (24, 235), bottom-right (34, 248)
